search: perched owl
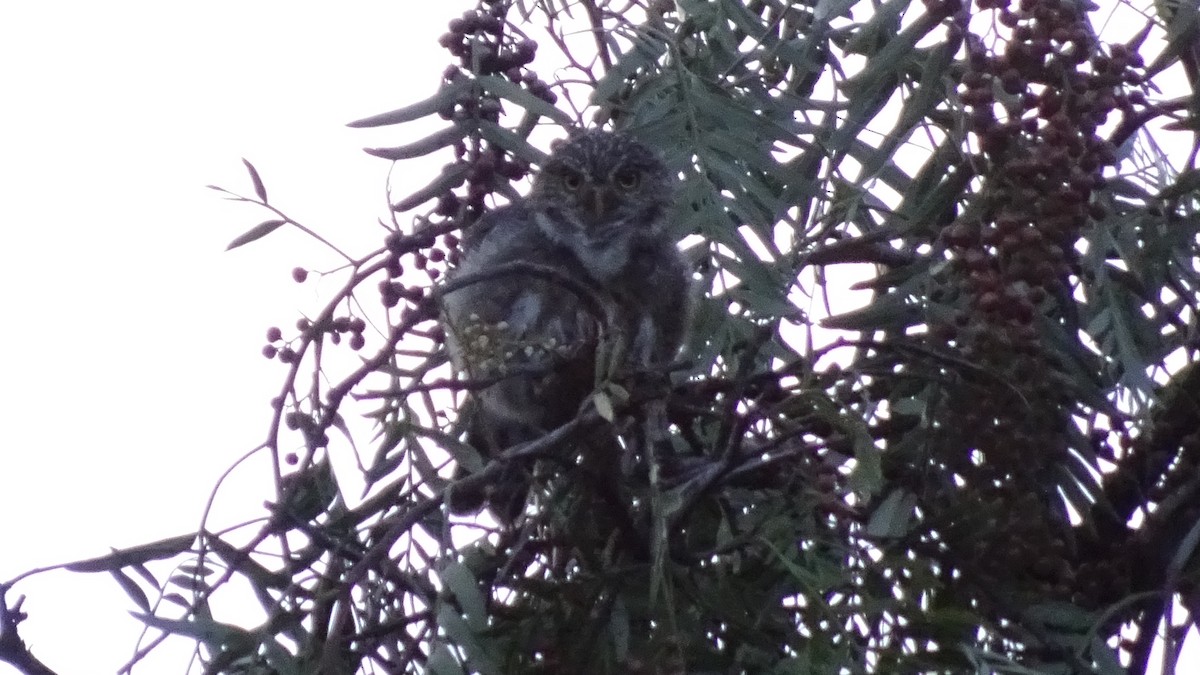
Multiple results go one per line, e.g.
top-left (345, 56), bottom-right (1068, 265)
top-left (440, 129), bottom-right (691, 518)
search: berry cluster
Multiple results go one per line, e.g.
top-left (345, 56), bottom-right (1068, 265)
top-left (940, 0), bottom-right (1146, 334)
top-left (379, 2), bottom-right (556, 315)
top-left (378, 229), bottom-right (463, 311)
top-left (262, 313), bottom-right (368, 363)
top-left (924, 0), bottom-right (1148, 604)
top-left (435, 2), bottom-right (549, 216)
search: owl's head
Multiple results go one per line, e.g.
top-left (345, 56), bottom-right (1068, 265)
top-left (529, 130), bottom-right (672, 245)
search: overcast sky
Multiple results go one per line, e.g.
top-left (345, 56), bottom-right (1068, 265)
top-left (1, 3), bottom-right (454, 672)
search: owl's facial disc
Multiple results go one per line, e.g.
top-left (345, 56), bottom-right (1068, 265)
top-left (530, 130), bottom-right (670, 257)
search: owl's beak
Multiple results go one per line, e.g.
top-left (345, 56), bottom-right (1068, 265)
top-left (582, 186), bottom-right (616, 224)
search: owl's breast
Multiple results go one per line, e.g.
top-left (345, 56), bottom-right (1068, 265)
top-left (577, 236), bottom-right (633, 282)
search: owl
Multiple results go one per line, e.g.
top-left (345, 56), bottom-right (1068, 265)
top-left (440, 129), bottom-right (691, 518)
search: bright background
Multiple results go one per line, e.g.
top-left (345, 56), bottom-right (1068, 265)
top-left (1, 3), bottom-right (452, 672)
top-left (0, 2), bottom-right (1193, 674)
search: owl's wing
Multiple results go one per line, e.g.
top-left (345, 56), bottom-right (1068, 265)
top-left (442, 204), bottom-right (605, 520)
top-left (442, 203), bottom-right (601, 431)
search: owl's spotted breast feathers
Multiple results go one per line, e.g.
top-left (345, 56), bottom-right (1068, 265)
top-left (439, 130), bottom-right (691, 517)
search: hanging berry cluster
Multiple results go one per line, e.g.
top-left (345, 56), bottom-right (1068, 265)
top-left (262, 314), bottom-right (370, 364)
top-left (436, 1), bottom-right (551, 210)
top-left (940, 0), bottom-right (1147, 353)
top-left (378, 1), bottom-right (557, 313)
top-left (925, 0), bottom-right (1147, 603)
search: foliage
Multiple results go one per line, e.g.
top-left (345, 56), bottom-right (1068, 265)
top-left (5, 0), bottom-right (1200, 673)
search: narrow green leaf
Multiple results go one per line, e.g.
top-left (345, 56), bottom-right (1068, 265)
top-left (437, 605), bottom-right (500, 675)
top-left (1156, 167), bottom-right (1200, 201)
top-left (226, 219), bottom-right (287, 251)
top-left (866, 489), bottom-right (915, 539)
top-left (1145, 0), bottom-right (1199, 78)
top-left (168, 573), bottom-right (209, 592)
top-left (476, 120), bottom-right (547, 166)
top-left (814, 0), bottom-right (859, 22)
top-left (426, 643), bottom-right (465, 675)
top-left (204, 534), bottom-right (290, 589)
top-left (477, 75), bottom-right (573, 126)
top-left (848, 431), bottom-right (883, 496)
top-left (592, 32), bottom-right (667, 104)
top-left (347, 79), bottom-right (468, 128)
top-left (132, 611), bottom-right (252, 647)
top-left (593, 390), bottom-right (616, 422)
top-left (441, 562), bottom-right (487, 633)
top-left (392, 163), bottom-right (469, 212)
top-left (821, 294), bottom-right (922, 331)
top-left (64, 534), bottom-right (195, 572)
top-left (110, 569), bottom-right (150, 612)
top-left (242, 158), bottom-right (267, 203)
top-left (129, 562), bottom-right (160, 588)
top-left (365, 123), bottom-right (468, 161)
top-left (842, 0), bottom-right (905, 54)
top-left (162, 593), bottom-right (190, 609)
top-left (1103, 284), bottom-right (1156, 394)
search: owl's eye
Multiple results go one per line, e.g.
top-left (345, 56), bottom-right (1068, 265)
top-left (614, 169), bottom-right (641, 190)
top-left (561, 171), bottom-right (583, 191)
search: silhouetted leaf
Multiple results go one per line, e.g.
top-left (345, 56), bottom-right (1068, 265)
top-left (365, 123), bottom-right (469, 160)
top-left (242, 158), bottom-right (267, 203)
top-left (65, 534), bottom-right (195, 572)
top-left (441, 562), bottom-right (487, 632)
top-left (347, 79), bottom-right (469, 127)
top-left (866, 489), bottom-right (916, 538)
top-left (426, 643), bottom-right (464, 675)
top-left (392, 163), bottom-right (469, 212)
top-left (110, 569), bottom-right (150, 612)
top-left (476, 120), bottom-right (547, 165)
top-left (477, 75), bottom-right (573, 126)
top-left (437, 606), bottom-right (500, 675)
top-left (226, 219), bottom-right (287, 251)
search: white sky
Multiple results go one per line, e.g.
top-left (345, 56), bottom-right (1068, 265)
top-left (1, 3), bottom-right (453, 672)
top-left (0, 1), bottom-right (1194, 674)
